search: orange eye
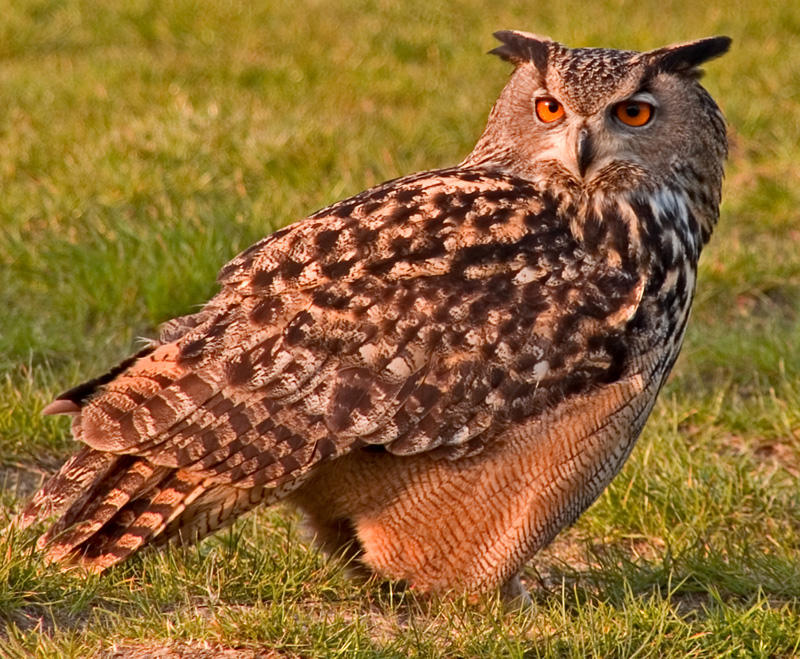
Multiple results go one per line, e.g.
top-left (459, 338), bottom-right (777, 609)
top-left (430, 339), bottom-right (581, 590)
top-left (614, 100), bottom-right (653, 127)
top-left (535, 97), bottom-right (565, 123)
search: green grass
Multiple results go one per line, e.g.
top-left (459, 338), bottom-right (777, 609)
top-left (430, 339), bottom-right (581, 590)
top-left (1, 0), bottom-right (799, 655)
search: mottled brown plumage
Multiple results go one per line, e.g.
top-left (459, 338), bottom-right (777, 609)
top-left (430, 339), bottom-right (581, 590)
top-left (19, 31), bottom-right (730, 601)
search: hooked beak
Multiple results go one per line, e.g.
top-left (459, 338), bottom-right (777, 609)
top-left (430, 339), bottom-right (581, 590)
top-left (576, 128), bottom-right (594, 178)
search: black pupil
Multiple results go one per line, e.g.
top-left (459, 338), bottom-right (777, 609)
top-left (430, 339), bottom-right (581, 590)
top-left (547, 101), bottom-right (559, 113)
top-left (625, 104), bottom-right (641, 118)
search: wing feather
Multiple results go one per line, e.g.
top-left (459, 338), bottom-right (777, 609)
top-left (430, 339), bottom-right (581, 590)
top-left (26, 167), bottom-right (651, 567)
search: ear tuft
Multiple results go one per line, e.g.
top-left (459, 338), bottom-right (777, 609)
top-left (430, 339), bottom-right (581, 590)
top-left (489, 30), bottom-right (551, 72)
top-left (643, 36), bottom-right (731, 75)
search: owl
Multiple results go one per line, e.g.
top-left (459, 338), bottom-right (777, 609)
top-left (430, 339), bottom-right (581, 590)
top-left (18, 31), bottom-right (730, 604)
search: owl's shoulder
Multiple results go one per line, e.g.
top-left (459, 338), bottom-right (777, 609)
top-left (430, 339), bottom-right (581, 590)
top-left (215, 166), bottom-right (566, 292)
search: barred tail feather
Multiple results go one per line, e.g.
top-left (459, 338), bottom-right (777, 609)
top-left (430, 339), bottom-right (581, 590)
top-left (60, 478), bottom-right (277, 570)
top-left (15, 447), bottom-right (121, 532)
top-left (154, 483), bottom-right (273, 548)
top-left (72, 469), bottom-right (207, 571)
top-left (41, 457), bottom-right (172, 565)
top-left (21, 458), bottom-right (279, 572)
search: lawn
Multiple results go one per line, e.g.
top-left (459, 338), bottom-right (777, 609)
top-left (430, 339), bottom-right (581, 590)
top-left (1, 0), bottom-right (799, 656)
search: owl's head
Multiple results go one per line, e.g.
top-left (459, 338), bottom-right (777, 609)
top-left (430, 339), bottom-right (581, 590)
top-left (466, 31), bottom-right (730, 197)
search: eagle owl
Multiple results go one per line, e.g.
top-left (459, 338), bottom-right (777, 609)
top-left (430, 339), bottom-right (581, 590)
top-left (19, 31), bottom-right (730, 602)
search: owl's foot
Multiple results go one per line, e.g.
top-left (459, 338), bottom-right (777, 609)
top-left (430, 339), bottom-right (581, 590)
top-left (499, 574), bottom-right (532, 610)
